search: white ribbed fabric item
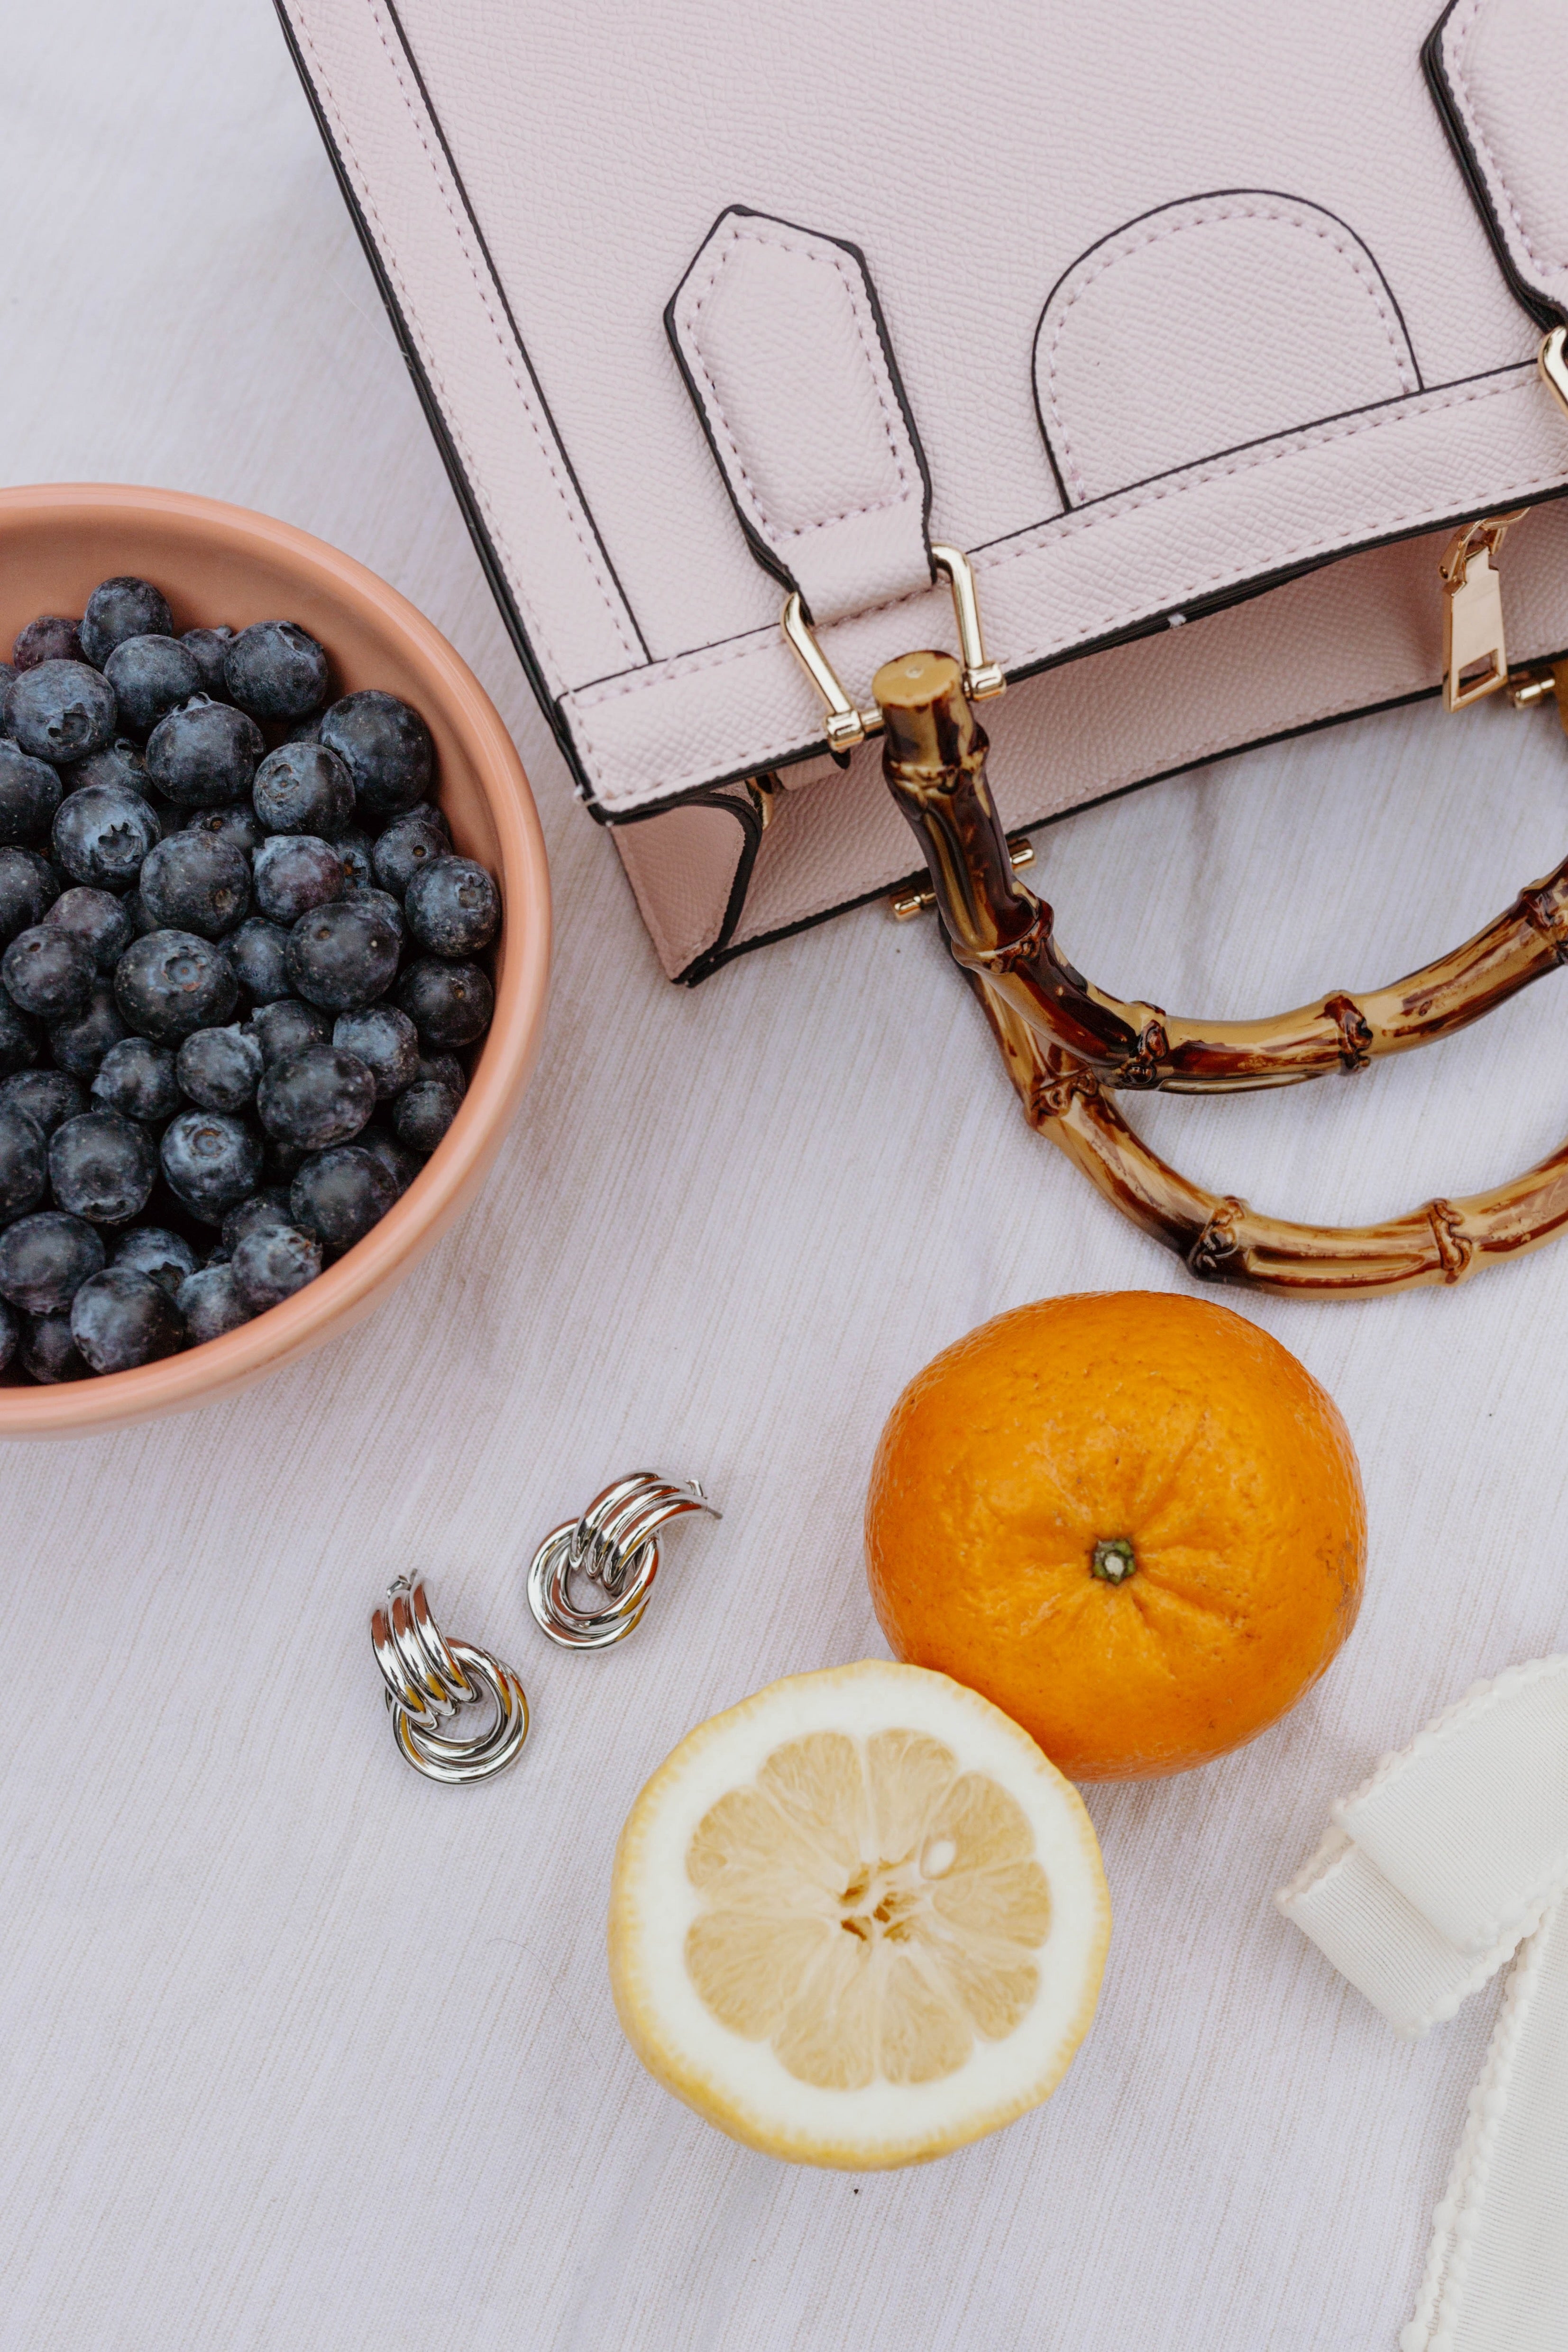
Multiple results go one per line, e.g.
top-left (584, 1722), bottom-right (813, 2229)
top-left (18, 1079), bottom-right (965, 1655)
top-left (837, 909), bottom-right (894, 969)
top-left (1279, 1661), bottom-right (1568, 2352)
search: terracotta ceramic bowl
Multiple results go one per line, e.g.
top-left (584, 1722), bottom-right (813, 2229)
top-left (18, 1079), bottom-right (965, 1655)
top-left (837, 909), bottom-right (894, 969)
top-left (0, 484), bottom-right (550, 1435)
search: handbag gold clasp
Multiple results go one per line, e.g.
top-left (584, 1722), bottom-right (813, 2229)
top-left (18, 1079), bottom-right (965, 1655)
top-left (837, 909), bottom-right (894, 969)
top-left (782, 544), bottom-right (1005, 753)
top-left (1441, 509), bottom-right (1527, 711)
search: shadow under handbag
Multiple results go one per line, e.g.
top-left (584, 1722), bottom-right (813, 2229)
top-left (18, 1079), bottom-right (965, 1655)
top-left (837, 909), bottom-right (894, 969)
top-left (281, 0), bottom-right (1568, 1295)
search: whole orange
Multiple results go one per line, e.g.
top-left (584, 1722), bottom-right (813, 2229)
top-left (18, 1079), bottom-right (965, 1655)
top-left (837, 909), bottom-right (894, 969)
top-left (864, 1291), bottom-right (1365, 1780)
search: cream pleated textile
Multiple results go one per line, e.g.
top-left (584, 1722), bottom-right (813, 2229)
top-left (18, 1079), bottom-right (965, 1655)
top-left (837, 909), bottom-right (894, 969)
top-left (1281, 1660), bottom-right (1568, 2352)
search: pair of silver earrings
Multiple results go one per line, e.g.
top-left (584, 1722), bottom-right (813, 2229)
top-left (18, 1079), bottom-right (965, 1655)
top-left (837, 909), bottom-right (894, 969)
top-left (369, 1473), bottom-right (718, 1784)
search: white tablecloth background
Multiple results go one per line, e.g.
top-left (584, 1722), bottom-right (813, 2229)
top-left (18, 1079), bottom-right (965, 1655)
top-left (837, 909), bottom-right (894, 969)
top-left (4, 8), bottom-right (1568, 2347)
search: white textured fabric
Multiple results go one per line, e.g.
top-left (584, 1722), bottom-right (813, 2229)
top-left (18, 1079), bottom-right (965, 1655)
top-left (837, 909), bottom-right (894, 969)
top-left (7, 9), bottom-right (1568, 2352)
top-left (1278, 1663), bottom-right (1568, 2352)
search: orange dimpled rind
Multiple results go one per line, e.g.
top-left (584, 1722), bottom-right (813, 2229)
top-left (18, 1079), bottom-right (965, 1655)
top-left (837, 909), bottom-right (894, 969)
top-left (864, 1290), bottom-right (1366, 1780)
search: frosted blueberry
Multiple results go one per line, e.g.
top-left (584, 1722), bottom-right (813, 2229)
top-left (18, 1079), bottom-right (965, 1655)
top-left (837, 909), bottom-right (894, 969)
top-left (103, 635), bottom-right (201, 738)
top-left (70, 1264), bottom-right (185, 1373)
top-left (80, 577), bottom-right (174, 668)
top-left (48, 1109), bottom-right (156, 1224)
top-left (6, 660), bottom-right (119, 765)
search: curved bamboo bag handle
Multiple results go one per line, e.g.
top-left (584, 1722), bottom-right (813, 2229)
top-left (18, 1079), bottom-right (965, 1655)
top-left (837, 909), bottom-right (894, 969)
top-left (876, 650), bottom-right (1568, 1298)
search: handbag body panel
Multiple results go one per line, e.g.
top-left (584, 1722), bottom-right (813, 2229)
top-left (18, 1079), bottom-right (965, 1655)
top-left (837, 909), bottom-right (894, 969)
top-left (278, 0), bottom-right (1568, 977)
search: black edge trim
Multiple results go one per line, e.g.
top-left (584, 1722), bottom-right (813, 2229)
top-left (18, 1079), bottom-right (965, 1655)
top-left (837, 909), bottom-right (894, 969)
top-left (1424, 1), bottom-right (1565, 336)
top-left (273, 0), bottom-right (611, 813)
top-left (675, 653), bottom-right (1568, 981)
top-left (663, 203), bottom-right (935, 627)
top-left (1032, 188), bottom-right (1425, 510)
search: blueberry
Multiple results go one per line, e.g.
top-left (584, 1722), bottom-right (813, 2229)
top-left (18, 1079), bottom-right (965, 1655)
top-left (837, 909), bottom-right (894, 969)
top-left (71, 1265), bottom-right (184, 1373)
top-left (253, 834), bottom-right (343, 926)
top-left (47, 983), bottom-right (125, 1075)
top-left (231, 1219), bottom-right (324, 1309)
top-left (285, 714), bottom-right (323, 745)
top-left (332, 1005), bottom-right (418, 1098)
top-left (23, 1313), bottom-right (85, 1382)
top-left (221, 1188), bottom-right (293, 1253)
top-left (395, 957), bottom-right (493, 1046)
top-left (159, 1107), bottom-right (263, 1222)
top-left (249, 996), bottom-right (328, 1065)
top-left (320, 690), bottom-right (432, 820)
top-left (0, 1070), bottom-right (83, 1134)
top-left (252, 739), bottom-right (354, 839)
top-left (0, 664), bottom-right (14, 726)
top-left (415, 1051), bottom-right (467, 1098)
top-left (103, 636), bottom-right (202, 739)
top-left (335, 830), bottom-right (373, 890)
top-left (256, 1043), bottom-right (375, 1149)
top-left (371, 805), bottom-right (451, 895)
top-left (404, 857), bottom-right (499, 958)
top-left (2, 925), bottom-right (95, 1020)
top-left (145, 698), bottom-right (264, 808)
top-left (182, 803), bottom-right (265, 858)
top-left (111, 1225), bottom-right (198, 1300)
top-left (357, 1125), bottom-right (423, 1195)
top-left (6, 660), bottom-right (119, 765)
top-left (53, 784), bottom-right (161, 892)
top-left (175, 1023), bottom-right (262, 1111)
top-left (0, 1210), bottom-right (102, 1314)
top-left (0, 742), bottom-right (63, 844)
top-left (62, 738), bottom-right (150, 798)
top-left (45, 886), bottom-right (134, 975)
top-left (80, 578), bottom-right (174, 669)
top-left (115, 930), bottom-right (237, 1041)
top-left (139, 832), bottom-right (249, 939)
top-left (290, 1145), bottom-right (394, 1253)
top-left (285, 897), bottom-right (400, 1013)
top-left (224, 622), bottom-right (330, 722)
top-left (14, 616), bottom-right (83, 672)
top-left (0, 849), bottom-right (60, 943)
top-left (229, 916), bottom-right (292, 1005)
top-left (49, 1109), bottom-right (155, 1223)
top-left (90, 1036), bottom-right (181, 1123)
top-left (181, 626), bottom-right (235, 698)
top-left (393, 1079), bottom-right (459, 1153)
top-left (175, 1262), bottom-right (252, 1343)
top-left (0, 1297), bottom-right (16, 1369)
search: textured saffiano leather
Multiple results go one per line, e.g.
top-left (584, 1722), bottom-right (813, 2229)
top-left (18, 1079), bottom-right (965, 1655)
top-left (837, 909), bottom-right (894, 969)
top-left (278, 0), bottom-right (1568, 978)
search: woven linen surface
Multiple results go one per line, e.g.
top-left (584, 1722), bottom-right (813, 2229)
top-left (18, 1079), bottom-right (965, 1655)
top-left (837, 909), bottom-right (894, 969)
top-left (4, 9), bottom-right (1568, 2349)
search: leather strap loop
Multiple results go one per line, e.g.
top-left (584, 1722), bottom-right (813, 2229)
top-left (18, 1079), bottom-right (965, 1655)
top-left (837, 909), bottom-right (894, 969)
top-left (666, 207), bottom-right (934, 625)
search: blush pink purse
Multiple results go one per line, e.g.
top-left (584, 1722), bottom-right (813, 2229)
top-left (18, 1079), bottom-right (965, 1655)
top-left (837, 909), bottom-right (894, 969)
top-left (278, 0), bottom-right (1568, 1295)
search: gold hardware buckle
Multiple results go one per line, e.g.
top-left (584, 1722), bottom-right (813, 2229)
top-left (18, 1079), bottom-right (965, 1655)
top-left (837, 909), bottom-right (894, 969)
top-left (889, 835), bottom-right (1034, 921)
top-left (1541, 326), bottom-right (1568, 424)
top-left (782, 544), bottom-right (1006, 754)
top-left (1440, 510), bottom-right (1527, 712)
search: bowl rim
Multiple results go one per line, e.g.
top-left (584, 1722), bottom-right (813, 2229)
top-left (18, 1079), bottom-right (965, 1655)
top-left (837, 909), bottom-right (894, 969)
top-left (0, 482), bottom-right (551, 1436)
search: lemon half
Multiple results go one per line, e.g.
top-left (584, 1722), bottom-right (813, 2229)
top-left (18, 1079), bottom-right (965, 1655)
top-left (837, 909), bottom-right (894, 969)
top-left (608, 1661), bottom-right (1111, 2169)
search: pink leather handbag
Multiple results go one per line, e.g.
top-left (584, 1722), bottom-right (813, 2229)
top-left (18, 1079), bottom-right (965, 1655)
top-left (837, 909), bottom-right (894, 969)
top-left (278, 0), bottom-right (1568, 1294)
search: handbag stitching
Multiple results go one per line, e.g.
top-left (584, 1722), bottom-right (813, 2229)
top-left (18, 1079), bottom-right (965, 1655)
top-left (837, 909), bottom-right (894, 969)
top-left (321, 1), bottom-right (642, 671)
top-left (1446, 0), bottom-right (1568, 292)
top-left (1040, 195), bottom-right (1421, 504)
top-left (678, 219), bottom-right (918, 542)
top-left (290, 13), bottom-right (578, 686)
top-left (567, 369), bottom-right (1545, 730)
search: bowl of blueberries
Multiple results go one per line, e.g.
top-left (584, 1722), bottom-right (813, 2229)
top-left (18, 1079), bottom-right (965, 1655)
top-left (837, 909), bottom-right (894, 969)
top-left (0, 483), bottom-right (550, 1431)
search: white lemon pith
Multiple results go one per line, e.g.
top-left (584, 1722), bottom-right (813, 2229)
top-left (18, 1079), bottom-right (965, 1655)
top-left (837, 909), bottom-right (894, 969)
top-left (608, 1662), bottom-right (1110, 2168)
